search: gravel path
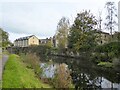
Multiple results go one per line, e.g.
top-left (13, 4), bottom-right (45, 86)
top-left (0, 55), bottom-right (8, 81)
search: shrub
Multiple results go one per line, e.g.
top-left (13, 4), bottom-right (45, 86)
top-left (112, 58), bottom-right (120, 71)
top-left (28, 45), bottom-right (51, 56)
top-left (21, 53), bottom-right (43, 77)
top-left (91, 52), bottom-right (109, 63)
top-left (52, 63), bottom-right (72, 88)
top-left (95, 42), bottom-right (120, 57)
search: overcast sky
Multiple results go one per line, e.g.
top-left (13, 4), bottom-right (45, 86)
top-left (0, 0), bottom-right (119, 42)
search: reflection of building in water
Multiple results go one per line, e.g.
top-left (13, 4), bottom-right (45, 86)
top-left (101, 77), bottom-right (120, 89)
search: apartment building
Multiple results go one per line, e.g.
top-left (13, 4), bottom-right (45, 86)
top-left (96, 31), bottom-right (110, 45)
top-left (14, 35), bottom-right (39, 47)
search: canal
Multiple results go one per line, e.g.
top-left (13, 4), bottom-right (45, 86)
top-left (40, 55), bottom-right (120, 89)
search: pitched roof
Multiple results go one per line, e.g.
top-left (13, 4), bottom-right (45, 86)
top-left (15, 35), bottom-right (35, 41)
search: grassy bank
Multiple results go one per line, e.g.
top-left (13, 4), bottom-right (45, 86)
top-left (2, 54), bottom-right (51, 88)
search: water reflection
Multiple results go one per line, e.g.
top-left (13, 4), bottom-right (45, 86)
top-left (40, 55), bottom-right (120, 89)
top-left (40, 63), bottom-right (57, 78)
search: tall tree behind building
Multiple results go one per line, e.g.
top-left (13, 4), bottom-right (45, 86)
top-left (68, 10), bottom-right (98, 52)
top-left (104, 2), bottom-right (117, 36)
top-left (55, 17), bottom-right (70, 49)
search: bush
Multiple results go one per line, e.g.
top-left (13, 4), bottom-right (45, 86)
top-left (28, 45), bottom-right (51, 56)
top-left (21, 53), bottom-right (43, 77)
top-left (95, 42), bottom-right (120, 57)
top-left (12, 45), bottom-right (52, 57)
top-left (91, 52), bottom-right (109, 63)
top-left (94, 42), bottom-right (120, 63)
top-left (112, 58), bottom-right (120, 71)
top-left (52, 63), bottom-right (72, 88)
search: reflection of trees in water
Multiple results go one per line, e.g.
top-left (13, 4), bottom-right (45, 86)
top-left (43, 55), bottom-right (120, 89)
top-left (67, 56), bottom-right (102, 89)
top-left (96, 67), bottom-right (120, 84)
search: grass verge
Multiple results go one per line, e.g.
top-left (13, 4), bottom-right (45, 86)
top-left (2, 54), bottom-right (51, 88)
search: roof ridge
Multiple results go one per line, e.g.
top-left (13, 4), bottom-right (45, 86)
top-left (15, 35), bottom-right (35, 41)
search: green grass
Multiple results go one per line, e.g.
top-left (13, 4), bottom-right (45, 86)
top-left (97, 62), bottom-right (113, 68)
top-left (2, 54), bottom-right (51, 88)
top-left (0, 80), bottom-right (1, 89)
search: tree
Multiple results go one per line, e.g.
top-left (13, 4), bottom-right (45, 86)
top-left (104, 2), bottom-right (117, 36)
top-left (0, 28), bottom-right (10, 48)
top-left (55, 17), bottom-right (70, 49)
top-left (96, 10), bottom-right (103, 45)
top-left (68, 10), bottom-right (98, 52)
top-left (97, 10), bottom-right (102, 31)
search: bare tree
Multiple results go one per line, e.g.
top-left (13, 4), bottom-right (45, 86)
top-left (98, 10), bottom-right (102, 31)
top-left (97, 10), bottom-right (103, 44)
top-left (104, 2), bottom-right (117, 36)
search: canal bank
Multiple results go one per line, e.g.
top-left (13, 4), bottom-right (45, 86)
top-left (2, 54), bottom-right (51, 88)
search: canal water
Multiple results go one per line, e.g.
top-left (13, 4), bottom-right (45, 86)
top-left (40, 55), bottom-right (120, 89)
